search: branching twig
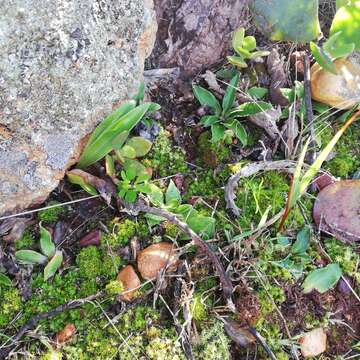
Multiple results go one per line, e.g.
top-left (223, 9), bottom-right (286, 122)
top-left (122, 201), bottom-right (235, 311)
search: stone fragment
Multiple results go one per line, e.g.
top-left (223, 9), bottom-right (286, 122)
top-left (299, 328), bottom-right (327, 358)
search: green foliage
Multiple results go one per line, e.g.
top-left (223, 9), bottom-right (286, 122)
top-left (15, 224), bottom-right (63, 281)
top-left (193, 321), bottom-right (231, 360)
top-left (257, 285), bottom-right (286, 316)
top-left (0, 287), bottom-right (22, 328)
top-left (302, 263), bottom-right (342, 293)
top-left (227, 27), bottom-right (270, 68)
top-left (105, 218), bottom-right (138, 248)
top-left (190, 294), bottom-right (207, 321)
top-left (78, 100), bottom-right (160, 168)
top-left (39, 351), bottom-right (62, 360)
top-left (143, 130), bottom-right (187, 177)
top-left (194, 74), bottom-right (263, 146)
top-left (38, 202), bottom-right (66, 223)
top-left (250, 0), bottom-right (320, 42)
top-left (76, 246), bottom-right (103, 280)
top-left (105, 280), bottom-right (124, 295)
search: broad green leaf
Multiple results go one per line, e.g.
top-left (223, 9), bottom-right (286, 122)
top-left (247, 87), bottom-right (268, 99)
top-left (119, 144), bottom-right (137, 159)
top-left (242, 36), bottom-right (257, 51)
top-left (292, 226), bottom-right (310, 254)
top-left (228, 101), bottom-right (272, 118)
top-left (224, 121), bottom-right (248, 146)
top-left (86, 101), bottom-right (135, 148)
top-left (249, 50), bottom-right (271, 59)
top-left (0, 273), bottom-right (12, 287)
top-left (227, 55), bottom-right (248, 68)
top-left (123, 159), bottom-right (147, 175)
top-left (126, 166), bottom-right (137, 181)
top-left (236, 47), bottom-right (252, 59)
top-left (78, 103), bottom-right (153, 168)
top-left (15, 250), bottom-right (48, 265)
top-left (44, 251), bottom-right (63, 281)
top-left (250, 0), bottom-right (320, 42)
top-left (166, 180), bottom-right (181, 205)
top-left (67, 172), bottom-right (98, 196)
top-left (323, 32), bottom-right (355, 59)
top-left (111, 130), bottom-right (130, 150)
top-left (126, 137), bottom-right (152, 157)
top-left (192, 85), bottom-right (221, 115)
top-left (302, 264), bottom-right (342, 293)
top-left (310, 42), bottom-right (338, 75)
top-left (222, 74), bottom-right (239, 115)
top-left (187, 215), bottom-right (215, 240)
top-left (145, 184), bottom-right (164, 206)
top-left (40, 223), bottom-right (55, 258)
top-left (211, 124), bottom-right (226, 143)
top-left (125, 190), bottom-right (137, 203)
top-left (200, 115), bottom-right (220, 127)
top-left (331, 1), bottom-right (360, 50)
top-left (105, 155), bottom-right (115, 177)
top-left (232, 27), bottom-right (245, 53)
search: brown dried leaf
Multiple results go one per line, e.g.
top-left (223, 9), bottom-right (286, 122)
top-left (55, 323), bottom-right (76, 345)
top-left (249, 106), bottom-right (281, 140)
top-left (313, 180), bottom-right (360, 243)
top-left (79, 230), bottom-right (101, 248)
top-left (223, 320), bottom-right (256, 348)
top-left (267, 49), bottom-right (289, 106)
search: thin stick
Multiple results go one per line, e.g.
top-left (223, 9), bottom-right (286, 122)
top-left (0, 195), bottom-right (101, 221)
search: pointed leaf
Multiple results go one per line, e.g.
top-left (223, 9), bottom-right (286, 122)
top-left (302, 264), bottom-right (342, 293)
top-left (192, 85), bottom-right (221, 115)
top-left (66, 172), bottom-right (98, 196)
top-left (211, 124), bottom-right (226, 143)
top-left (310, 42), bottom-right (338, 75)
top-left (44, 251), bottom-right (63, 281)
top-left (222, 74), bottom-right (240, 115)
top-left (247, 87), bottom-right (268, 99)
top-left (111, 130), bottom-right (130, 150)
top-left (187, 215), bottom-right (215, 240)
top-left (105, 155), bottom-right (115, 177)
top-left (232, 27), bottom-right (245, 53)
top-left (227, 55), bottom-right (248, 68)
top-left (0, 273), bottom-right (12, 287)
top-left (166, 180), bottom-right (182, 205)
top-left (225, 121), bottom-right (248, 146)
top-left (15, 250), bottom-right (48, 265)
top-left (200, 115), bottom-right (220, 127)
top-left (292, 226), bottom-right (310, 254)
top-left (40, 223), bottom-right (55, 258)
top-left (323, 31), bottom-right (355, 59)
top-left (228, 101), bottom-right (272, 118)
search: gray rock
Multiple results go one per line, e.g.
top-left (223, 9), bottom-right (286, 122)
top-left (0, 0), bottom-right (157, 216)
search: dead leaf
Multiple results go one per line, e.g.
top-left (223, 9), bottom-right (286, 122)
top-left (223, 320), bottom-right (256, 347)
top-left (55, 323), bottom-right (76, 345)
top-left (267, 49), bottom-right (289, 106)
top-left (299, 328), bottom-right (327, 358)
top-left (202, 70), bottom-right (223, 94)
top-left (79, 230), bottom-right (101, 248)
top-left (0, 217), bottom-right (34, 242)
top-left (249, 106), bottom-right (282, 140)
top-left (313, 180), bottom-right (360, 243)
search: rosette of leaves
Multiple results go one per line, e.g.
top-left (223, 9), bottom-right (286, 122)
top-left (227, 27), bottom-right (270, 68)
top-left (193, 74), bottom-right (272, 145)
top-left (15, 223), bottom-right (63, 281)
top-left (145, 180), bottom-right (216, 240)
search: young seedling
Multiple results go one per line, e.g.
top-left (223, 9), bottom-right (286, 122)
top-left (15, 223), bottom-right (63, 281)
top-left (193, 74), bottom-right (272, 145)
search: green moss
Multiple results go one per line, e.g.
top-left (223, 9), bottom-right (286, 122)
top-left (77, 246), bottom-right (103, 280)
top-left (120, 306), bottom-right (160, 332)
top-left (105, 280), bottom-right (124, 295)
top-left (193, 320), bottom-right (231, 360)
top-left (39, 350), bottom-right (62, 360)
top-left (190, 294), bottom-right (207, 322)
top-left (257, 284), bottom-right (286, 318)
top-left (324, 238), bottom-right (359, 277)
top-left (164, 221), bottom-right (180, 238)
top-left (143, 130), bottom-right (188, 177)
top-left (15, 229), bottom-right (35, 250)
top-left (322, 123), bottom-right (360, 178)
top-left (0, 287), bottom-right (22, 328)
top-left (38, 202), bottom-right (66, 223)
top-left (197, 131), bottom-right (230, 168)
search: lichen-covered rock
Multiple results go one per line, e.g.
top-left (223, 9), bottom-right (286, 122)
top-left (0, 0), bottom-right (157, 216)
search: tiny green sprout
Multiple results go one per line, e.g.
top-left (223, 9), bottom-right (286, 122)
top-left (227, 27), bottom-right (270, 69)
top-left (193, 73), bottom-right (272, 145)
top-left (105, 280), bottom-right (124, 295)
top-left (15, 223), bottom-right (63, 281)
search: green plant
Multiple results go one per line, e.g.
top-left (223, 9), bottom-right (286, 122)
top-left (15, 223), bottom-right (63, 281)
top-left (38, 201), bottom-right (66, 223)
top-left (77, 98), bottom-right (160, 168)
top-left (0, 286), bottom-right (22, 327)
top-left (193, 75), bottom-right (272, 145)
top-left (145, 180), bottom-right (215, 240)
top-left (227, 27), bottom-right (270, 68)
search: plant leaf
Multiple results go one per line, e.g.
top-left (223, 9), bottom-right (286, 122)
top-left (200, 115), bottom-right (220, 127)
top-left (330, 1), bottom-right (360, 50)
top-left (15, 250), bottom-right (48, 265)
top-left (193, 85), bottom-right (221, 115)
top-left (228, 101), bottom-right (272, 118)
top-left (39, 223), bottom-right (55, 258)
top-left (211, 124), bottom-right (226, 143)
top-left (187, 215), bottom-right (215, 240)
top-left (227, 55), bottom-right (248, 68)
top-left (67, 172), bottom-right (98, 195)
top-left (77, 103), bottom-right (153, 168)
top-left (126, 137), bottom-right (152, 157)
top-left (105, 155), bottom-right (115, 177)
top-left (44, 251), bottom-right (63, 281)
top-left (119, 144), bottom-right (137, 159)
top-left (323, 31), bottom-right (355, 59)
top-left (242, 36), bottom-right (257, 51)
top-left (310, 42), bottom-right (338, 75)
top-left (222, 74), bottom-right (239, 115)
top-left (232, 27), bottom-right (245, 53)
top-left (166, 180), bottom-right (182, 205)
top-left (292, 226), bottom-right (310, 254)
top-left (224, 121), bottom-right (248, 146)
top-left (0, 273), bottom-right (12, 287)
top-left (111, 130), bottom-right (130, 150)
top-left (302, 264), bottom-right (342, 293)
top-left (250, 0), bottom-right (320, 42)
top-left (247, 87), bottom-right (268, 99)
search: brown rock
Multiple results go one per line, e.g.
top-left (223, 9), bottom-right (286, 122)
top-left (137, 242), bottom-right (178, 279)
top-left (55, 323), bottom-right (76, 344)
top-left (299, 328), bottom-right (327, 358)
top-left (311, 54), bottom-right (360, 109)
top-left (117, 265), bottom-right (141, 302)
